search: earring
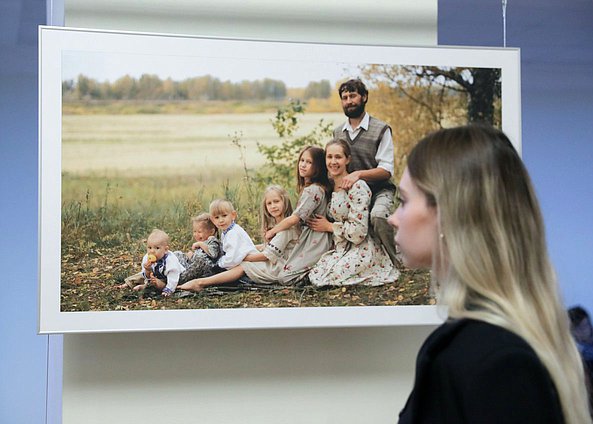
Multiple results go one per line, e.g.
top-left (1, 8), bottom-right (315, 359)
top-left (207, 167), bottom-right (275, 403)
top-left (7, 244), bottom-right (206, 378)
top-left (439, 233), bottom-right (445, 240)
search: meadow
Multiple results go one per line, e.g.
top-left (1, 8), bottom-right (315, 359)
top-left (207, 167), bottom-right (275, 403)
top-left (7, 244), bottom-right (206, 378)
top-left (62, 112), bottom-right (344, 174)
top-left (61, 109), bottom-right (431, 312)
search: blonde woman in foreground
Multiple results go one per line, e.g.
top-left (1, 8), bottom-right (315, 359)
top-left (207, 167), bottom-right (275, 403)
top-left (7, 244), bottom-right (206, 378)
top-left (391, 125), bottom-right (591, 424)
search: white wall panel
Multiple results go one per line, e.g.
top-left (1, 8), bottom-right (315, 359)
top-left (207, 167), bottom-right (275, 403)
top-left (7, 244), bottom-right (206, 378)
top-left (64, 326), bottom-right (435, 423)
top-left (64, 0), bottom-right (436, 45)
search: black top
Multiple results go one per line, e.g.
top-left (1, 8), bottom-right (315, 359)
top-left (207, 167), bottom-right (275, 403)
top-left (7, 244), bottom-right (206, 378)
top-left (399, 318), bottom-right (564, 424)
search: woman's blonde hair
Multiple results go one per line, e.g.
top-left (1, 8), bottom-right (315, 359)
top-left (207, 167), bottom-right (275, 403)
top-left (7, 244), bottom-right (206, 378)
top-left (407, 124), bottom-right (590, 424)
top-left (260, 185), bottom-right (293, 238)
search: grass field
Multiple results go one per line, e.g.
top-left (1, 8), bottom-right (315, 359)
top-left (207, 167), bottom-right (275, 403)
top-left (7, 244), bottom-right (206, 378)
top-left (60, 110), bottom-right (432, 312)
top-left (62, 112), bottom-right (344, 175)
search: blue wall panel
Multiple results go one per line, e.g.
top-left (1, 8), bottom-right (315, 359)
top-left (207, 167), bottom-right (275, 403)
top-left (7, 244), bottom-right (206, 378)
top-left (0, 1), bottom-right (50, 423)
top-left (439, 0), bottom-right (593, 309)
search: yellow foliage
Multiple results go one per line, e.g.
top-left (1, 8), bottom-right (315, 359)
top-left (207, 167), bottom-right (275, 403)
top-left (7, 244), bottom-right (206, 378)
top-left (362, 65), bottom-right (470, 180)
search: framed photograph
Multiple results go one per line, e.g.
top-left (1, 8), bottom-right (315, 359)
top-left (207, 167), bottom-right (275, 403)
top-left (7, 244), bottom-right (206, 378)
top-left (39, 26), bottom-right (521, 333)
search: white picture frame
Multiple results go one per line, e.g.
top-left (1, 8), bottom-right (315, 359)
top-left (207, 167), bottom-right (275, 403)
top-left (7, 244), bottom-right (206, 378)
top-left (39, 26), bottom-right (521, 333)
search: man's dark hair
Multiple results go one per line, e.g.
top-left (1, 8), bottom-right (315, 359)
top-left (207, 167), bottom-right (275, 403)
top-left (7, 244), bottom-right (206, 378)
top-left (338, 79), bottom-right (368, 98)
top-left (569, 306), bottom-right (590, 325)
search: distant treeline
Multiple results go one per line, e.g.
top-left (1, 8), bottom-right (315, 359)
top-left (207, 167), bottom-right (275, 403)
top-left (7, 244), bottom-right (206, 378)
top-left (62, 74), bottom-right (332, 102)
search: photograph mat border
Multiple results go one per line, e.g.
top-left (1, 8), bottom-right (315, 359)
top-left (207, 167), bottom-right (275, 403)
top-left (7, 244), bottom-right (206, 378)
top-left (38, 26), bottom-right (521, 334)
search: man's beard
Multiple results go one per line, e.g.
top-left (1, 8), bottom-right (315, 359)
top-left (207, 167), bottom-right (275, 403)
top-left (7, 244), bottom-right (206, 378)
top-left (343, 102), bottom-right (365, 119)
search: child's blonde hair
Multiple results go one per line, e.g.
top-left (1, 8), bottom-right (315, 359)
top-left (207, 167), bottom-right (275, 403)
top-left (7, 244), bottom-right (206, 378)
top-left (260, 185), bottom-right (293, 238)
top-left (191, 213), bottom-right (216, 234)
top-left (147, 228), bottom-right (170, 245)
top-left (209, 199), bottom-right (235, 217)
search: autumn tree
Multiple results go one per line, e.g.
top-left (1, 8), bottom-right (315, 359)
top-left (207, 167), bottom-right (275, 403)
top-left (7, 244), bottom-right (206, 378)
top-left (360, 64), bottom-right (501, 179)
top-left (111, 75), bottom-right (138, 99)
top-left (75, 74), bottom-right (106, 100)
top-left (410, 66), bottom-right (501, 124)
top-left (304, 80), bottom-right (331, 99)
top-left (62, 74), bottom-right (288, 102)
top-left (136, 74), bottom-right (164, 100)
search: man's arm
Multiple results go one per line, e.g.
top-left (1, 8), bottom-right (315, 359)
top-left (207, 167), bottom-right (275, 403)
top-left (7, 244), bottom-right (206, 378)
top-left (374, 127), bottom-right (394, 175)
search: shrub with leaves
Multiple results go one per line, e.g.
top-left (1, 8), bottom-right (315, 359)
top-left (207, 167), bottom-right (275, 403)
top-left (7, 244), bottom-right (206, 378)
top-left (255, 99), bottom-right (333, 191)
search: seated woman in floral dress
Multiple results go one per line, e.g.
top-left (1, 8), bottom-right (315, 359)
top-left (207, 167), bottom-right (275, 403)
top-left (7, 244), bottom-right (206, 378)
top-left (307, 139), bottom-right (399, 287)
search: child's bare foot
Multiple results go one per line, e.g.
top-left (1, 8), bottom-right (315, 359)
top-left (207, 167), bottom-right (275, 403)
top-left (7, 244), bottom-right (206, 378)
top-left (178, 279), bottom-right (205, 292)
top-left (115, 282), bottom-right (130, 290)
top-left (122, 272), bottom-right (144, 289)
top-left (133, 283), bottom-right (147, 291)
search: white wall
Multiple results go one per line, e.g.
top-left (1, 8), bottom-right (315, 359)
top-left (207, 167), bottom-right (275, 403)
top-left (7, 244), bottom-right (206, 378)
top-left (60, 1), bottom-right (438, 423)
top-left (64, 326), bottom-right (434, 423)
top-left (64, 0), bottom-right (436, 45)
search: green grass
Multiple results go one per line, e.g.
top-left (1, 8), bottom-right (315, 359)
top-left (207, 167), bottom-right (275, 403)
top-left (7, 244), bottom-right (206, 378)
top-left (61, 172), bottom-right (265, 254)
top-left (63, 99), bottom-right (290, 115)
top-left (60, 172), bottom-right (431, 312)
top-left (61, 112), bottom-right (344, 175)
top-left (59, 108), bottom-right (432, 311)
top-left (61, 242), bottom-right (432, 312)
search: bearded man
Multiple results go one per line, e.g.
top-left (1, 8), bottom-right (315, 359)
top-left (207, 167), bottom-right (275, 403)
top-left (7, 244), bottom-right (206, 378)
top-left (333, 78), bottom-right (398, 266)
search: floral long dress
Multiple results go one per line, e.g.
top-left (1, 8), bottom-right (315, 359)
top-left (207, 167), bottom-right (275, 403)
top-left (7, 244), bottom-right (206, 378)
top-left (309, 180), bottom-right (398, 287)
top-left (277, 183), bottom-right (332, 285)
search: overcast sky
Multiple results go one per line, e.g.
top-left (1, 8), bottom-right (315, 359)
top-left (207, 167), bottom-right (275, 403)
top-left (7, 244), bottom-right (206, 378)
top-left (62, 50), bottom-right (361, 88)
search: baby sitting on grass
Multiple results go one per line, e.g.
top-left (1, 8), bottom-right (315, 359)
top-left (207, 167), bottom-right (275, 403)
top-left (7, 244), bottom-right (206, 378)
top-left (118, 228), bottom-right (185, 297)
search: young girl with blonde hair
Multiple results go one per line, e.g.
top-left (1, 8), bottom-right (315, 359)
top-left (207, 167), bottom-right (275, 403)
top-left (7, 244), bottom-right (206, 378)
top-left (258, 185), bottom-right (293, 240)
